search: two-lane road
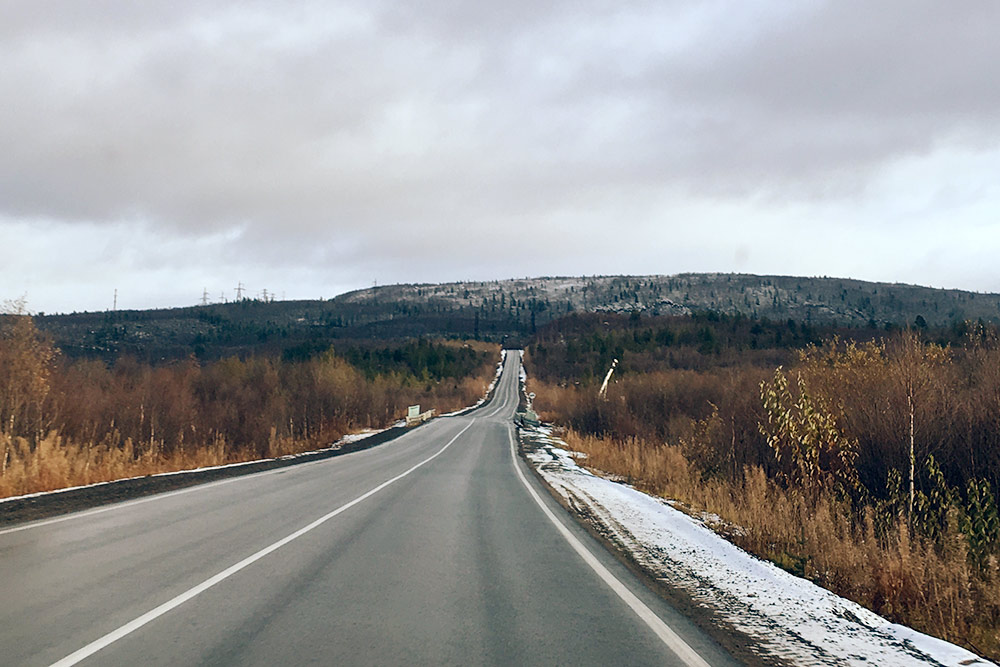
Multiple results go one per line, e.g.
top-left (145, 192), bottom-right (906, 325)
top-left (0, 352), bottom-right (741, 666)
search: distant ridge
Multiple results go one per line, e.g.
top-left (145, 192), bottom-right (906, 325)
top-left (337, 273), bottom-right (999, 327)
top-left (31, 273), bottom-right (1000, 361)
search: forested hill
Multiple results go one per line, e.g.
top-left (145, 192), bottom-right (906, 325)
top-left (337, 273), bottom-right (1000, 328)
top-left (30, 273), bottom-right (1000, 362)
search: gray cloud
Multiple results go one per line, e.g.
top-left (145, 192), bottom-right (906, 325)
top-left (2, 0), bottom-right (999, 312)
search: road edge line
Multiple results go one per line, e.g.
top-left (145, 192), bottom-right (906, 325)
top-left (506, 427), bottom-right (711, 667)
top-left (48, 418), bottom-right (477, 667)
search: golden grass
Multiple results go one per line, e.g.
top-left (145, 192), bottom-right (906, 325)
top-left (563, 429), bottom-right (1000, 659)
top-left (1, 430), bottom-right (260, 498)
top-left (0, 350), bottom-right (500, 499)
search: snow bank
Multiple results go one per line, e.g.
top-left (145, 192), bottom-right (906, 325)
top-left (522, 428), bottom-right (995, 667)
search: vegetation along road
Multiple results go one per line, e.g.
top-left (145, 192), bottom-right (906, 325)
top-left (0, 352), bottom-right (741, 666)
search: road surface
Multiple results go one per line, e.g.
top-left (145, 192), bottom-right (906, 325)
top-left (0, 352), bottom-right (741, 666)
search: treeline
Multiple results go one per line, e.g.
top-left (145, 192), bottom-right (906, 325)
top-left (0, 313), bottom-right (498, 498)
top-left (525, 313), bottom-right (1000, 657)
top-left (334, 339), bottom-right (492, 382)
top-left (40, 297), bottom-right (544, 363)
top-left (529, 311), bottom-right (983, 381)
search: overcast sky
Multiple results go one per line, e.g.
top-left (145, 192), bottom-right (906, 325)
top-left (3, 1), bottom-right (999, 313)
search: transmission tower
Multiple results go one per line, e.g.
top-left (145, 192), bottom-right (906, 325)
top-left (235, 282), bottom-right (245, 300)
top-left (201, 288), bottom-right (209, 306)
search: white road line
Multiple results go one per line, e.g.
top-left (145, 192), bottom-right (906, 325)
top-left (483, 391), bottom-right (512, 419)
top-left (0, 439), bottom-right (380, 538)
top-left (48, 419), bottom-right (477, 667)
top-left (481, 359), bottom-right (518, 419)
top-left (1, 412), bottom-right (443, 537)
top-left (0, 473), bottom-right (255, 537)
top-left (506, 428), bottom-right (712, 667)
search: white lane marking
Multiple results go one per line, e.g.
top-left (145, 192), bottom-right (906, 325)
top-left (0, 444), bottom-right (376, 538)
top-left (0, 474), bottom-right (255, 537)
top-left (48, 418), bottom-right (477, 667)
top-left (480, 370), bottom-right (509, 416)
top-left (1, 415), bottom-right (443, 537)
top-left (507, 429), bottom-right (712, 667)
top-left (483, 390), bottom-right (512, 419)
top-left (481, 357), bottom-right (519, 419)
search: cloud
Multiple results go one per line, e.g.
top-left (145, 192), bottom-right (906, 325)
top-left (2, 1), bottom-right (999, 311)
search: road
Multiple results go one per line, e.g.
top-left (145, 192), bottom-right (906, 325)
top-left (0, 352), bottom-right (741, 666)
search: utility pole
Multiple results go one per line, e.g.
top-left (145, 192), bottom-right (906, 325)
top-left (235, 282), bottom-right (245, 301)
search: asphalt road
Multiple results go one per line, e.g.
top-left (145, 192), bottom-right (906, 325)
top-left (0, 352), bottom-right (742, 666)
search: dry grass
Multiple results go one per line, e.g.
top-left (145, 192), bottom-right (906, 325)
top-left (524, 323), bottom-right (1000, 656)
top-left (0, 360), bottom-right (496, 499)
top-left (0, 428), bottom-right (317, 498)
top-left (0, 314), bottom-right (500, 499)
top-left (1, 430), bottom-right (223, 497)
top-left (563, 429), bottom-right (1000, 658)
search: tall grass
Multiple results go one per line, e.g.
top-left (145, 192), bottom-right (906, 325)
top-left (562, 429), bottom-right (998, 656)
top-left (0, 313), bottom-right (499, 498)
top-left (527, 329), bottom-right (1000, 658)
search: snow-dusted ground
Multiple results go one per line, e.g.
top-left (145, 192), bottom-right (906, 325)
top-left (522, 428), bottom-right (995, 667)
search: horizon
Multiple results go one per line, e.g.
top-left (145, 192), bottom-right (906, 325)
top-left (3, 2), bottom-right (999, 314)
top-left (19, 271), bottom-right (1000, 318)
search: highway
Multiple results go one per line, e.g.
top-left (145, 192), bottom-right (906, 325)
top-left (0, 352), bottom-right (741, 666)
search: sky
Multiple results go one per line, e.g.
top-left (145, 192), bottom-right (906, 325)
top-left (2, 0), bottom-right (999, 314)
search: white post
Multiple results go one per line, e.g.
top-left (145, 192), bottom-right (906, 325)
top-left (598, 359), bottom-right (618, 399)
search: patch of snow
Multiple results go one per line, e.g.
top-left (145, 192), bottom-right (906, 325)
top-left (441, 350), bottom-right (506, 416)
top-left (521, 430), bottom-right (996, 667)
top-left (336, 429), bottom-right (384, 445)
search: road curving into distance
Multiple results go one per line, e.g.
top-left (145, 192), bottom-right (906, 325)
top-left (0, 351), bottom-right (743, 666)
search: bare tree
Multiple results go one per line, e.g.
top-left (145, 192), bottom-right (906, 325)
top-left (889, 331), bottom-right (946, 520)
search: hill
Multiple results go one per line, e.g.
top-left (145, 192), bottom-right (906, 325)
top-left (30, 273), bottom-right (1000, 362)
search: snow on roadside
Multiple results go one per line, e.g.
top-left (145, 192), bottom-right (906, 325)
top-left (522, 427), bottom-right (995, 667)
top-left (440, 349), bottom-right (507, 417)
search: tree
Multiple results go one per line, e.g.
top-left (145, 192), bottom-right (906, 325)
top-left (759, 367), bottom-right (859, 496)
top-left (0, 299), bottom-right (57, 439)
top-left (889, 332), bottom-right (947, 520)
